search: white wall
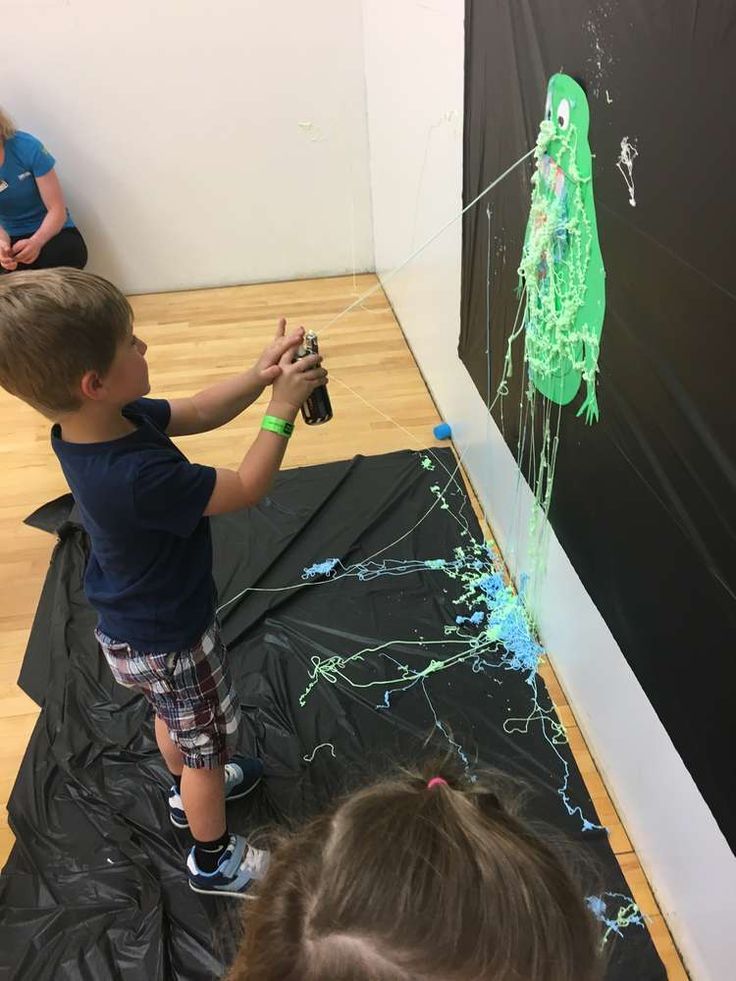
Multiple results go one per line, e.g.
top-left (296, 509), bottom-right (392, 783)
top-left (361, 2), bottom-right (736, 978)
top-left (0, 0), bottom-right (373, 294)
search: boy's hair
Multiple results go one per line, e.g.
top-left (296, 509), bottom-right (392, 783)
top-left (0, 106), bottom-right (16, 141)
top-left (0, 268), bottom-right (133, 419)
top-left (230, 763), bottom-right (603, 981)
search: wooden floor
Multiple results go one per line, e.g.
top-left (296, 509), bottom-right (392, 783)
top-left (0, 273), bottom-right (685, 977)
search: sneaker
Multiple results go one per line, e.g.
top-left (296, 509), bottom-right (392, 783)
top-left (187, 833), bottom-right (270, 898)
top-left (169, 757), bottom-right (264, 829)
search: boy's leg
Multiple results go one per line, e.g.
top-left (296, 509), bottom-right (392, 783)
top-left (99, 627), bottom-right (246, 833)
top-left (180, 766), bottom-right (227, 841)
top-left (156, 708), bottom-right (229, 861)
top-left (97, 625), bottom-right (266, 894)
top-left (156, 713), bottom-right (232, 845)
top-left (155, 713), bottom-right (184, 777)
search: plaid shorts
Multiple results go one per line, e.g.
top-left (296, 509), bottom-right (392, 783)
top-left (96, 621), bottom-right (241, 769)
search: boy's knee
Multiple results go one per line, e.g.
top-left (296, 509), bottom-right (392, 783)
top-left (182, 763), bottom-right (224, 774)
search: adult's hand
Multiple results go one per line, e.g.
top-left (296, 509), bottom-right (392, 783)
top-left (0, 242), bottom-right (18, 271)
top-left (12, 238), bottom-right (42, 266)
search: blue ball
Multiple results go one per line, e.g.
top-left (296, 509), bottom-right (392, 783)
top-left (433, 422), bottom-right (452, 440)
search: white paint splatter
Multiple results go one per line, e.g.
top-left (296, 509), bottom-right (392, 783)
top-left (584, 2), bottom-right (618, 98)
top-left (303, 742), bottom-right (336, 763)
top-left (605, 89), bottom-right (613, 104)
top-left (297, 121), bottom-right (326, 143)
top-left (616, 137), bottom-right (638, 207)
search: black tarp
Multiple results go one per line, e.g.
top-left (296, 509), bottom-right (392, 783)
top-left (0, 449), bottom-right (664, 979)
top-left (460, 1), bottom-right (735, 849)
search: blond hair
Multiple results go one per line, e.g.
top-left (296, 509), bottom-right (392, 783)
top-left (0, 106), bottom-right (16, 142)
top-left (230, 763), bottom-right (603, 981)
top-left (0, 268), bottom-right (132, 418)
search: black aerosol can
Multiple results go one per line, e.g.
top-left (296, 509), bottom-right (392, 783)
top-left (297, 331), bottom-right (332, 425)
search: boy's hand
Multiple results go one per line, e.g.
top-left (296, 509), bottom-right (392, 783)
top-left (270, 343), bottom-right (328, 412)
top-left (254, 318), bottom-right (305, 386)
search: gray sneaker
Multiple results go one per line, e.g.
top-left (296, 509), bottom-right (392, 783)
top-left (187, 834), bottom-right (270, 899)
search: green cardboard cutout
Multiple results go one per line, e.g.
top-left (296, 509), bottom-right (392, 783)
top-left (519, 74), bottom-right (606, 423)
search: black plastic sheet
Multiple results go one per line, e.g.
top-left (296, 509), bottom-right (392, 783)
top-left (1, 450), bottom-right (664, 978)
top-left (460, 1), bottom-right (736, 848)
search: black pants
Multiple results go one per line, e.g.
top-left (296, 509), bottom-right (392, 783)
top-left (2, 226), bottom-right (88, 272)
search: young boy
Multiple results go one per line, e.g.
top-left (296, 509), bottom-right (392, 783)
top-left (0, 268), bottom-right (328, 898)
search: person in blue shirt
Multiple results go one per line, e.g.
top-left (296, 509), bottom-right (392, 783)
top-left (0, 267), bottom-right (328, 898)
top-left (0, 106), bottom-right (87, 273)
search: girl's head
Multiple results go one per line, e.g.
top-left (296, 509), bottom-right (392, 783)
top-left (230, 764), bottom-right (602, 981)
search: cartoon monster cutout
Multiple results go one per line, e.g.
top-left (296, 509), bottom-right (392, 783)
top-left (519, 73), bottom-right (606, 423)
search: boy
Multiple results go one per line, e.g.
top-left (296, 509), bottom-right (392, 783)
top-left (0, 268), bottom-right (328, 898)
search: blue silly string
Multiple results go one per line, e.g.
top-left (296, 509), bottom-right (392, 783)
top-left (303, 558), bottom-right (341, 579)
top-left (586, 893), bottom-right (645, 946)
top-left (302, 556), bottom-right (458, 583)
top-left (299, 455), bottom-right (603, 834)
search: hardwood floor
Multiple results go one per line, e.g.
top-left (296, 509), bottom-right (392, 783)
top-left (0, 273), bottom-right (686, 977)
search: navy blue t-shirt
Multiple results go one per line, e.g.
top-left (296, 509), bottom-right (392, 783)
top-left (51, 398), bottom-right (217, 651)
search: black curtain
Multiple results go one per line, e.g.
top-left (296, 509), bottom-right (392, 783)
top-left (460, 0), bottom-right (735, 848)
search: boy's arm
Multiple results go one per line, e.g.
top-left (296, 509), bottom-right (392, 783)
top-left (167, 367), bottom-right (276, 437)
top-left (205, 399), bottom-right (299, 513)
top-left (166, 319), bottom-right (304, 437)
top-left (204, 350), bottom-right (328, 515)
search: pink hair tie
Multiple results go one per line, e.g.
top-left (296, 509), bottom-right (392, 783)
top-left (427, 777), bottom-right (448, 790)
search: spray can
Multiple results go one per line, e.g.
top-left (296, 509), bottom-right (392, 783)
top-left (297, 331), bottom-right (332, 425)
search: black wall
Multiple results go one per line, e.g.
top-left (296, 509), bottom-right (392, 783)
top-left (460, 0), bottom-right (735, 848)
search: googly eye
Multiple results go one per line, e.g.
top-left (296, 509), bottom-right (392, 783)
top-left (545, 93), bottom-right (552, 121)
top-left (556, 98), bottom-right (571, 130)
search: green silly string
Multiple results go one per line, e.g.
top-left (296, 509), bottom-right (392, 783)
top-left (299, 457), bottom-right (603, 834)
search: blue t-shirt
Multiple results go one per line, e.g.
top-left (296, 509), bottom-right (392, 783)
top-left (0, 131), bottom-right (75, 237)
top-left (51, 398), bottom-right (218, 652)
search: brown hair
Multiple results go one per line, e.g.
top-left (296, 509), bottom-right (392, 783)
top-left (230, 764), bottom-right (603, 981)
top-left (0, 106), bottom-right (16, 142)
top-left (0, 268), bottom-right (132, 418)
